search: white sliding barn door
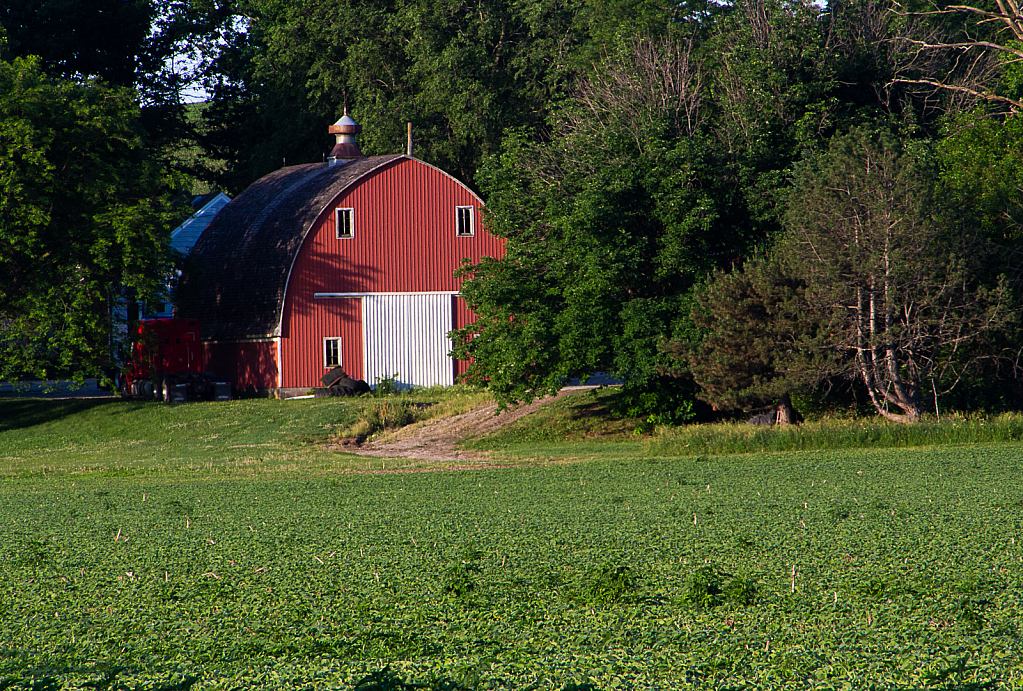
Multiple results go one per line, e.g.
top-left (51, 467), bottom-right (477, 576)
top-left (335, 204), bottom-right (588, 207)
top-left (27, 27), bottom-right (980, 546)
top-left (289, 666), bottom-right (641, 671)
top-left (362, 294), bottom-right (454, 388)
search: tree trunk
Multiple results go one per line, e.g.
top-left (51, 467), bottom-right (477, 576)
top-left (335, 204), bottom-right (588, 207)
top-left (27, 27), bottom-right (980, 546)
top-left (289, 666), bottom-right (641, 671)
top-left (858, 367), bottom-right (923, 422)
top-left (774, 392), bottom-right (802, 425)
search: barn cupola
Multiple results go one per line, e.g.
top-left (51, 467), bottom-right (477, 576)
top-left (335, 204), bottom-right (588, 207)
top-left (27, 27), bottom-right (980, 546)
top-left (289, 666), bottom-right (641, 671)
top-left (327, 109), bottom-right (365, 165)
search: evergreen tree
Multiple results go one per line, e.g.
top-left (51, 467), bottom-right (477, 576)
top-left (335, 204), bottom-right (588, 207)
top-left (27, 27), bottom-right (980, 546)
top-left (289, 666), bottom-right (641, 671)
top-left (688, 128), bottom-right (1016, 422)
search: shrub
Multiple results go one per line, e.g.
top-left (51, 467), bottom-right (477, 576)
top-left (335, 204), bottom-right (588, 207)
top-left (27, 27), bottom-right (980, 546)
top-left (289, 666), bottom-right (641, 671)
top-left (580, 562), bottom-right (637, 605)
top-left (682, 566), bottom-right (757, 609)
top-left (609, 376), bottom-right (701, 433)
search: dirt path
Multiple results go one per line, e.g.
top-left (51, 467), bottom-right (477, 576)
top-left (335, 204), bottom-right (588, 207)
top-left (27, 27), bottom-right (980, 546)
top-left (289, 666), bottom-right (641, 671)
top-left (336, 387), bottom-right (590, 463)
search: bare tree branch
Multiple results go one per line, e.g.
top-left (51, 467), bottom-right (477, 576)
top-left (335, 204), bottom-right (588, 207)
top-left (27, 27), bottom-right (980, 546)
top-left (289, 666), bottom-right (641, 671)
top-left (889, 76), bottom-right (1023, 109)
top-left (899, 36), bottom-right (1023, 59)
top-left (571, 34), bottom-right (705, 154)
top-left (891, 0), bottom-right (1023, 111)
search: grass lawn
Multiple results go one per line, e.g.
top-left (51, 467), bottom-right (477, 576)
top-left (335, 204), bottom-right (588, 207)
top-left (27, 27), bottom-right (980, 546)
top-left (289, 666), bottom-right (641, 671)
top-left (1, 394), bottom-right (1022, 690)
top-left (0, 389), bottom-right (496, 478)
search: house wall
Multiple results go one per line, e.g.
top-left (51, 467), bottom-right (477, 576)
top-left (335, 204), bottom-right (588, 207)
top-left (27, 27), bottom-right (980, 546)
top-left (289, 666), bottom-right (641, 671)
top-left (280, 158), bottom-right (504, 388)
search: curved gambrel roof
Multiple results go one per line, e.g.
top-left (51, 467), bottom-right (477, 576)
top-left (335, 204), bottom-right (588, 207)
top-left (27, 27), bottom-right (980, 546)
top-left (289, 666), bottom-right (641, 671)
top-left (177, 154), bottom-right (406, 341)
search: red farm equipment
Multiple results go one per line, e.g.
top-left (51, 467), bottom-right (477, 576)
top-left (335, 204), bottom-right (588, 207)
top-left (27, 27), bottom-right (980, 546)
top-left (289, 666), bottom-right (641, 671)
top-left (122, 318), bottom-right (231, 402)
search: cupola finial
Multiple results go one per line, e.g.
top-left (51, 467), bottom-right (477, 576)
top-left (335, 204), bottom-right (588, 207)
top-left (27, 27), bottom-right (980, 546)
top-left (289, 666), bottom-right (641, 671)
top-left (327, 98), bottom-right (364, 165)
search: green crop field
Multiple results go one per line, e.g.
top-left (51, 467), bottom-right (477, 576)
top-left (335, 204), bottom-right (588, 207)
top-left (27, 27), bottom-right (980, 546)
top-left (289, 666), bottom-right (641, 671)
top-left (2, 396), bottom-right (1023, 690)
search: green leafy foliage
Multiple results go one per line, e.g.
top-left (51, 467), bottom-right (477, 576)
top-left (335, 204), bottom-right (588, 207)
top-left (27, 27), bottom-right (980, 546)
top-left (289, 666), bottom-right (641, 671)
top-left (935, 110), bottom-right (1023, 400)
top-left (0, 0), bottom-right (154, 87)
top-left (923, 654), bottom-right (994, 690)
top-left (684, 252), bottom-right (816, 413)
top-left (2, 399), bottom-right (1023, 686)
top-left (453, 45), bottom-right (743, 406)
top-left (0, 57), bottom-right (183, 382)
top-left (608, 377), bottom-right (699, 433)
top-left (684, 127), bottom-right (1018, 423)
top-left (0, 0), bottom-right (220, 184)
top-left (780, 128), bottom-right (1013, 421)
top-left (352, 667), bottom-right (470, 691)
top-left (682, 566), bottom-right (757, 610)
top-left (374, 373), bottom-right (404, 397)
top-left (578, 562), bottom-right (636, 606)
top-left (442, 545), bottom-right (484, 598)
top-left (452, 0), bottom-right (933, 415)
top-left (937, 111), bottom-right (1023, 248)
top-left (188, 0), bottom-right (633, 192)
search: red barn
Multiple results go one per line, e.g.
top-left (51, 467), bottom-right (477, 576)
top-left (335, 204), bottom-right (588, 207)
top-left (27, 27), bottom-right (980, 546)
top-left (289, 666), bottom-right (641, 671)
top-left (177, 114), bottom-right (504, 393)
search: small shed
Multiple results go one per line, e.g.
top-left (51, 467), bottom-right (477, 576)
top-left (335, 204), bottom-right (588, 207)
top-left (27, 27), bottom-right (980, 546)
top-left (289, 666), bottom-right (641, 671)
top-left (177, 114), bottom-right (504, 392)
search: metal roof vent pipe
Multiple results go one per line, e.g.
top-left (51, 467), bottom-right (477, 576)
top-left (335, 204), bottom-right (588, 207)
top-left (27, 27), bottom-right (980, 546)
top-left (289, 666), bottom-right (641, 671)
top-left (327, 109), bottom-right (364, 166)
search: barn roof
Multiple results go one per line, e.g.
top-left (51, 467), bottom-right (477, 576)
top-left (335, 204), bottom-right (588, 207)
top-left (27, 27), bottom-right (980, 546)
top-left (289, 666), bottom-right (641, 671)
top-left (177, 153), bottom-right (407, 341)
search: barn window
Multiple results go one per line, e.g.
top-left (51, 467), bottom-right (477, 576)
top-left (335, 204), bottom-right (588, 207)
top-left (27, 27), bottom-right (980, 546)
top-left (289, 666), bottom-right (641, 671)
top-left (336, 208), bottom-right (354, 239)
top-left (456, 206), bottom-right (475, 237)
top-left (324, 337), bottom-right (341, 368)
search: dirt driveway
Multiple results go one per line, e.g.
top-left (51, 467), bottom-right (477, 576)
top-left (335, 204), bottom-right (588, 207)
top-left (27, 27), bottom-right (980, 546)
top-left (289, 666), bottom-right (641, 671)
top-left (338, 387), bottom-right (591, 463)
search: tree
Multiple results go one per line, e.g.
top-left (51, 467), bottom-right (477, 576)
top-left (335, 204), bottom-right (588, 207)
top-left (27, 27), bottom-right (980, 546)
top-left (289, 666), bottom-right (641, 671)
top-left (0, 0), bottom-right (197, 126)
top-left (685, 128), bottom-right (1016, 422)
top-left (187, 0), bottom-right (603, 193)
top-left (709, 0), bottom-right (838, 202)
top-left (0, 57), bottom-right (182, 381)
top-left (926, 106), bottom-right (1023, 408)
top-left (936, 109), bottom-right (1023, 279)
top-left (452, 33), bottom-right (742, 405)
top-left (780, 128), bottom-right (1012, 421)
top-left (182, 0), bottom-right (706, 194)
top-left (0, 0), bottom-right (155, 87)
top-left (451, 0), bottom-right (879, 409)
top-left (683, 253), bottom-right (818, 421)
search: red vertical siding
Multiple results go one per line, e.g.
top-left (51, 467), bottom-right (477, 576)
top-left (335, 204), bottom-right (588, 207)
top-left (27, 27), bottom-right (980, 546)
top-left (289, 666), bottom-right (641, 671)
top-left (280, 157), bottom-right (504, 388)
top-left (203, 341), bottom-right (278, 391)
top-left (280, 296), bottom-right (362, 387)
top-left (452, 295), bottom-right (477, 380)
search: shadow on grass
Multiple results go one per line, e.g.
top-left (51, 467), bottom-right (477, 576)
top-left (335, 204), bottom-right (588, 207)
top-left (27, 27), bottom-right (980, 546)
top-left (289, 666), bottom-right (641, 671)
top-left (565, 395), bottom-right (621, 422)
top-left (0, 398), bottom-right (129, 434)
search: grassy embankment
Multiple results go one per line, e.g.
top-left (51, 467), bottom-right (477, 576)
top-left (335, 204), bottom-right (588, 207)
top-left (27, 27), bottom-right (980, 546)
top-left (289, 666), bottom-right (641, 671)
top-left (462, 387), bottom-right (1023, 459)
top-left (2, 389), bottom-right (1023, 689)
top-left (0, 386), bottom-right (494, 478)
top-left (6, 387), bottom-right (1023, 477)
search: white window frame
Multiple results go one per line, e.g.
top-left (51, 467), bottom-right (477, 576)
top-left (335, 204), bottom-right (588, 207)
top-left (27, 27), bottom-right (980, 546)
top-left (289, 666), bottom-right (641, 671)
top-left (455, 206), bottom-right (475, 237)
top-left (324, 337), bottom-right (342, 368)
top-left (336, 208), bottom-right (355, 239)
